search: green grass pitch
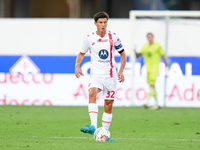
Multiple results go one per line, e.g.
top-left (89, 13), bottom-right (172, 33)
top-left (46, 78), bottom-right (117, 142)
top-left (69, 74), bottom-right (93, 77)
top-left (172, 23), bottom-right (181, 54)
top-left (0, 106), bottom-right (200, 150)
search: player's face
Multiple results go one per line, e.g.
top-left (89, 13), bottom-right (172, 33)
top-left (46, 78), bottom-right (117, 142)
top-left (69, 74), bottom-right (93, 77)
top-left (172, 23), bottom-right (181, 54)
top-left (147, 34), bottom-right (154, 43)
top-left (95, 18), bottom-right (108, 34)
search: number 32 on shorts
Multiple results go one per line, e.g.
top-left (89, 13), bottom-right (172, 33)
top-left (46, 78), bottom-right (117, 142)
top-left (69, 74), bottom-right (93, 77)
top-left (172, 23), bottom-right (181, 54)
top-left (106, 91), bottom-right (115, 98)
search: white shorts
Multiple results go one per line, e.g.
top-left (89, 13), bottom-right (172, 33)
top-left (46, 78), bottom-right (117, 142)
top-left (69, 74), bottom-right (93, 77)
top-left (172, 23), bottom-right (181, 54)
top-left (88, 75), bottom-right (117, 100)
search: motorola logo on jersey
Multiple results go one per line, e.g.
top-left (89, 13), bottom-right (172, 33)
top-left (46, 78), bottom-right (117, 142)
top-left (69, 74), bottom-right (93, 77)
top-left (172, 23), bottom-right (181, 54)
top-left (99, 49), bottom-right (109, 60)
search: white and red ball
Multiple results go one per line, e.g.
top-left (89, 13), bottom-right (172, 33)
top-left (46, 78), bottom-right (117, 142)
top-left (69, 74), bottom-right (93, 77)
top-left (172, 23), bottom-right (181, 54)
top-left (94, 127), bottom-right (110, 142)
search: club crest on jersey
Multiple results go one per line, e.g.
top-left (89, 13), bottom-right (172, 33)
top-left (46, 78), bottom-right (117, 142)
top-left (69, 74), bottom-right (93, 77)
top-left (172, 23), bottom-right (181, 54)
top-left (99, 49), bottom-right (109, 59)
top-left (148, 52), bottom-right (152, 57)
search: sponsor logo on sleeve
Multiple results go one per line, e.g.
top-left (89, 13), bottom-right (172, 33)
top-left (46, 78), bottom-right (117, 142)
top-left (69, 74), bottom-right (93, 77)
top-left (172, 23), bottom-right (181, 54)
top-left (117, 38), bottom-right (121, 42)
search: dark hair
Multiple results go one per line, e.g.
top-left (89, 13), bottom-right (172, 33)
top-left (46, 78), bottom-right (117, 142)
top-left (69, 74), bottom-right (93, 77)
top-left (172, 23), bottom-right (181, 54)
top-left (147, 32), bottom-right (154, 37)
top-left (94, 12), bottom-right (109, 22)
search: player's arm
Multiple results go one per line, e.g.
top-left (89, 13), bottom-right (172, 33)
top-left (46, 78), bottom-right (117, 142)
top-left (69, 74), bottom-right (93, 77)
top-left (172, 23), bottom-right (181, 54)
top-left (75, 52), bottom-right (85, 78)
top-left (75, 36), bottom-right (89, 78)
top-left (161, 55), bottom-right (168, 66)
top-left (158, 44), bottom-right (167, 66)
top-left (118, 50), bottom-right (126, 83)
top-left (114, 35), bottom-right (126, 82)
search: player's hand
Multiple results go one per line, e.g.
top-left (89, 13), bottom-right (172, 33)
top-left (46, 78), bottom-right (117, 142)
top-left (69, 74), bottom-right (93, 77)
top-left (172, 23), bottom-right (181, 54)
top-left (117, 71), bottom-right (125, 83)
top-left (134, 49), bottom-right (141, 57)
top-left (75, 65), bottom-right (84, 78)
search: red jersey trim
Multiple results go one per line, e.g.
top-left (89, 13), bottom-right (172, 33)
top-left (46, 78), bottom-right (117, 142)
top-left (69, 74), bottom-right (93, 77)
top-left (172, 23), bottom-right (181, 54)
top-left (108, 32), bottom-right (113, 78)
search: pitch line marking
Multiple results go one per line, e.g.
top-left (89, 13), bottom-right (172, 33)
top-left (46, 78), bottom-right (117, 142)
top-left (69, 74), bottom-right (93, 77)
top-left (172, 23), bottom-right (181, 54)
top-left (0, 135), bottom-right (199, 142)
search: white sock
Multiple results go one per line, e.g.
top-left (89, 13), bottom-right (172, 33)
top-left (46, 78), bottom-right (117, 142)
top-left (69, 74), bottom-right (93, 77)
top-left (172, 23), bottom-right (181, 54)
top-left (88, 103), bottom-right (98, 129)
top-left (102, 112), bottom-right (112, 130)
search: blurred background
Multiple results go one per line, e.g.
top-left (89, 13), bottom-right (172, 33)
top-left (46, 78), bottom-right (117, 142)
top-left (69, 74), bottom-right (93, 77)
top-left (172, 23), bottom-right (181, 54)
top-left (0, 0), bottom-right (200, 18)
top-left (1, 2), bottom-right (200, 148)
top-left (0, 0), bottom-right (200, 107)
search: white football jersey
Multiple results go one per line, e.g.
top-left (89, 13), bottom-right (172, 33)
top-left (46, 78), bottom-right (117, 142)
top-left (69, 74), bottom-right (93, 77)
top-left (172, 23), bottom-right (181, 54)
top-left (80, 30), bottom-right (124, 77)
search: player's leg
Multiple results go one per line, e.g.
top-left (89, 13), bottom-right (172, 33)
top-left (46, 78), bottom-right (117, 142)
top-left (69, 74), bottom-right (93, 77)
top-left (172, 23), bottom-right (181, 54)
top-left (80, 76), bottom-right (102, 135)
top-left (102, 100), bottom-right (113, 130)
top-left (80, 87), bottom-right (101, 135)
top-left (149, 85), bottom-right (160, 110)
top-left (145, 71), bottom-right (158, 108)
top-left (102, 77), bottom-right (116, 142)
top-left (148, 74), bottom-right (160, 110)
top-left (102, 77), bottom-right (116, 130)
top-left (103, 100), bottom-right (115, 142)
top-left (144, 72), bottom-right (152, 108)
top-left (88, 87), bottom-right (101, 129)
top-left (149, 84), bottom-right (158, 104)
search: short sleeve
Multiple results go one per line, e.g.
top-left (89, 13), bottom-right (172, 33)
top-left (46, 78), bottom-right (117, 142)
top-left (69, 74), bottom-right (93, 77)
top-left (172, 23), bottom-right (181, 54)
top-left (158, 45), bottom-right (164, 55)
top-left (80, 37), bottom-right (90, 53)
top-left (114, 35), bottom-right (124, 53)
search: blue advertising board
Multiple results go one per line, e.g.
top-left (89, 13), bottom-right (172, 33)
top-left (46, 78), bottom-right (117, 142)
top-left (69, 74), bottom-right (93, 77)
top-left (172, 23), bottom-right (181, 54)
top-left (0, 55), bottom-right (199, 75)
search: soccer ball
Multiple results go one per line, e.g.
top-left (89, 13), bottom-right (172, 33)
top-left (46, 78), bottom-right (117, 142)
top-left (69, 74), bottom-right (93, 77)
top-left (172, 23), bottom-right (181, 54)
top-left (94, 127), bottom-right (110, 142)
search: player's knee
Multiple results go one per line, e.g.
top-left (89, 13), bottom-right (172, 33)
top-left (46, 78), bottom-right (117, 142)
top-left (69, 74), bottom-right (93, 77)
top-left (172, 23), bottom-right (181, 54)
top-left (89, 90), bottom-right (97, 99)
top-left (105, 100), bottom-right (113, 105)
top-left (105, 100), bottom-right (113, 111)
top-left (107, 101), bottom-right (113, 107)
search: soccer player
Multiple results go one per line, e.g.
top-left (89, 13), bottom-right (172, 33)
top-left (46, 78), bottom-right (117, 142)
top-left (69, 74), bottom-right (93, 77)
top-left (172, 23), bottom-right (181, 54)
top-left (135, 33), bottom-right (167, 110)
top-left (75, 12), bottom-right (126, 142)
